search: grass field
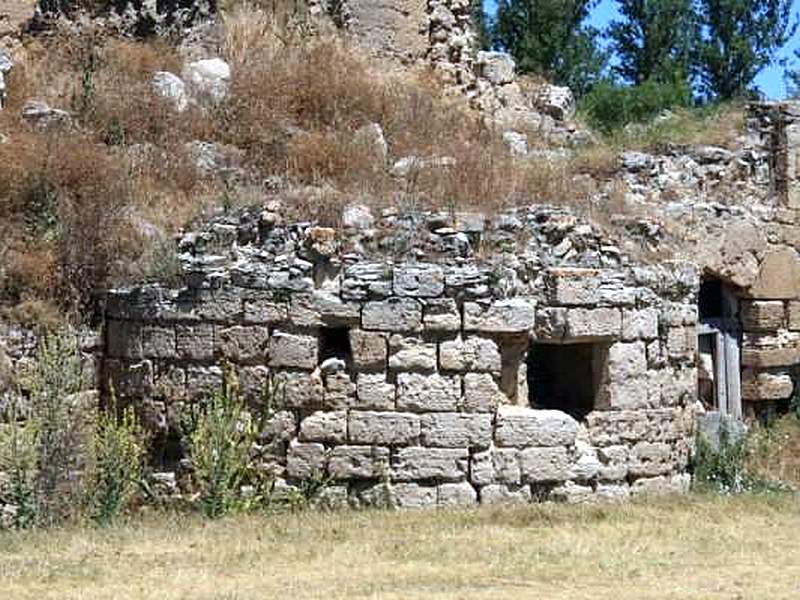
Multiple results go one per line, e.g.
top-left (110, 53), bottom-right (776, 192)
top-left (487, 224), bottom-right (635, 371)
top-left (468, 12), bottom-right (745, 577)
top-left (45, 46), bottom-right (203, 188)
top-left (1, 493), bottom-right (799, 600)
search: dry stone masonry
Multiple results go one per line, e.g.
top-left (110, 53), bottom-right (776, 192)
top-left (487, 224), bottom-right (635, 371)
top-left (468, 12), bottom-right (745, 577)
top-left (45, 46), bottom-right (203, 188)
top-left (103, 205), bottom-right (696, 507)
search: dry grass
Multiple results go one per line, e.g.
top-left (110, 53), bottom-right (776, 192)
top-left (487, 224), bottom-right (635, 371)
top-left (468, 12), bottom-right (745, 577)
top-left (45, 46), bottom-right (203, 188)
top-left (747, 415), bottom-right (800, 487)
top-left (1, 494), bottom-right (799, 599)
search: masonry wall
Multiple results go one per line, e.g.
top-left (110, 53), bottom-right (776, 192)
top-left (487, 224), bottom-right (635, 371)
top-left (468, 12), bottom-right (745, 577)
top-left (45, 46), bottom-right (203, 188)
top-left (104, 243), bottom-right (698, 506)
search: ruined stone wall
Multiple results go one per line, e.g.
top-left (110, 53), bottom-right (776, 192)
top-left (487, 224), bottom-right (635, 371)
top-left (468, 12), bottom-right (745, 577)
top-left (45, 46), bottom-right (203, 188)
top-left (102, 207), bottom-right (697, 506)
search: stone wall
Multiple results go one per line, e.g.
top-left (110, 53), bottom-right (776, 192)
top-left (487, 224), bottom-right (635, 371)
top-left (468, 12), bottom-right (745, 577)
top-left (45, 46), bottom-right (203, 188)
top-left (102, 206), bottom-right (697, 506)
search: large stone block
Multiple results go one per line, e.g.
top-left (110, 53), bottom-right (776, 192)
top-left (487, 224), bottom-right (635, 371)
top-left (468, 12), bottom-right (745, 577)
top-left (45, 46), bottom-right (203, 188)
top-left (216, 326), bottom-right (270, 363)
top-left (362, 298), bottom-right (422, 332)
top-left (533, 307), bottom-right (567, 340)
top-left (299, 411), bottom-right (347, 444)
top-left (741, 332), bottom-right (800, 368)
top-left (243, 293), bottom-right (288, 324)
top-left (346, 0), bottom-right (430, 62)
top-left (355, 373), bottom-right (396, 410)
top-left (439, 337), bottom-right (502, 373)
top-left (628, 442), bottom-right (673, 477)
top-left (741, 370), bottom-right (794, 401)
top-left (470, 448), bottom-right (521, 485)
top-left (328, 446), bottom-right (390, 480)
top-left (350, 329), bottom-right (388, 370)
top-left (289, 292), bottom-right (361, 327)
top-left (494, 406), bottom-right (579, 447)
top-left (176, 324), bottom-right (214, 360)
top-left (141, 325), bottom-right (177, 359)
top-left (420, 413), bottom-right (492, 449)
top-left (393, 264), bottom-right (445, 298)
top-left (630, 474), bottom-right (690, 497)
top-left (666, 327), bottom-right (697, 361)
top-left (461, 373), bottom-right (505, 413)
top-left (438, 482), bottom-right (478, 506)
top-left (621, 308), bottom-right (659, 341)
top-left (260, 410), bottom-right (297, 443)
top-left (607, 341), bottom-right (647, 382)
top-left (544, 269), bottom-right (599, 306)
top-left (423, 298), bottom-right (461, 332)
top-left (750, 247), bottom-right (800, 299)
top-left (397, 373), bottom-right (460, 412)
top-left (392, 483), bottom-right (437, 508)
top-left (600, 378), bottom-right (652, 410)
top-left (740, 300), bottom-right (786, 332)
top-left (597, 445), bottom-right (629, 481)
top-left (273, 371), bottom-right (324, 409)
top-left (349, 411), bottom-right (420, 445)
top-left (463, 299), bottom-right (536, 333)
top-left (268, 331), bottom-right (318, 369)
top-left (323, 372), bottom-right (356, 410)
top-left (519, 447), bottom-right (571, 482)
top-left (389, 336), bottom-right (437, 371)
top-left (565, 308), bottom-right (621, 340)
top-left (287, 441), bottom-right (327, 479)
top-left (480, 484), bottom-right (531, 504)
top-left (392, 447), bottom-right (469, 482)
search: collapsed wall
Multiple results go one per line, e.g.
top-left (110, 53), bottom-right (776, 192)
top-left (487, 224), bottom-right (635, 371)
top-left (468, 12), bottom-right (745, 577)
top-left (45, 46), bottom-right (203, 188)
top-left (104, 205), bottom-right (697, 506)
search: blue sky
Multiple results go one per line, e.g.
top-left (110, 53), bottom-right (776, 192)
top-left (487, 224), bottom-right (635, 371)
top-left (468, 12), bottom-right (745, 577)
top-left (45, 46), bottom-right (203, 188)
top-left (484, 0), bottom-right (800, 98)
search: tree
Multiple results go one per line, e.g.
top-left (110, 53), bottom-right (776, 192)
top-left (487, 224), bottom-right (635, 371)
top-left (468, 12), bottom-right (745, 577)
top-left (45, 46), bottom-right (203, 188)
top-left (470, 0), bottom-right (492, 51)
top-left (608, 0), bottom-right (697, 86)
top-left (493, 0), bottom-right (607, 97)
top-left (785, 48), bottom-right (800, 97)
top-left (696, 0), bottom-right (797, 100)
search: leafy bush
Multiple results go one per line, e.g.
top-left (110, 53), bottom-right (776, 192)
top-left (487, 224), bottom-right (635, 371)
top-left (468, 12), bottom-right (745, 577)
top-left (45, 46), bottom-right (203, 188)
top-left (183, 368), bottom-right (256, 518)
top-left (579, 77), bottom-right (693, 133)
top-left (0, 401), bottom-right (39, 530)
top-left (87, 392), bottom-right (145, 526)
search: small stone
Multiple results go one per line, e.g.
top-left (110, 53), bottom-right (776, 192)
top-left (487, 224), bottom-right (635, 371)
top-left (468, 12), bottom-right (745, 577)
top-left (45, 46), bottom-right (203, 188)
top-left (299, 411), bottom-right (347, 444)
top-left (397, 373), bottom-right (460, 412)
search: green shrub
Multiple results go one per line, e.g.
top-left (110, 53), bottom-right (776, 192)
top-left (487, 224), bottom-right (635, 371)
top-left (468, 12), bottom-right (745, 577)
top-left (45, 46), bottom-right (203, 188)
top-left (0, 401), bottom-right (39, 530)
top-left (87, 392), bottom-right (145, 526)
top-left (693, 423), bottom-right (749, 494)
top-left (580, 77), bottom-right (693, 133)
top-left (183, 368), bottom-right (256, 518)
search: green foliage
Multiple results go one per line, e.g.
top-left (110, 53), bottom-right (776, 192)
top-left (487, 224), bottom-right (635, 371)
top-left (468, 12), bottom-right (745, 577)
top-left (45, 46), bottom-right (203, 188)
top-left (608, 0), bottom-right (697, 85)
top-left (24, 331), bottom-right (91, 527)
top-left (87, 392), bottom-right (145, 526)
top-left (695, 0), bottom-right (796, 100)
top-left (183, 367), bottom-right (256, 518)
top-left (0, 402), bottom-right (39, 530)
top-left (493, 0), bottom-right (607, 96)
top-left (579, 76), bottom-right (692, 133)
top-left (470, 0), bottom-right (492, 51)
top-left (693, 424), bottom-right (749, 494)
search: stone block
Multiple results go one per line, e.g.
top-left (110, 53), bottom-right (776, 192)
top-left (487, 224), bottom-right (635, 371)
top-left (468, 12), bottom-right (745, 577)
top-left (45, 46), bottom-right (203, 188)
top-left (420, 413), bottom-right (492, 449)
top-left (393, 264), bottom-right (445, 298)
top-left (544, 269), bottom-right (599, 306)
top-left (350, 330), bottom-right (388, 371)
top-left (629, 442), bottom-right (673, 477)
top-left (493, 448), bottom-right (522, 484)
top-left (494, 406), bottom-right (578, 447)
top-left (570, 441), bottom-right (601, 481)
top-left (476, 51), bottom-right (515, 85)
top-left (392, 483), bottom-right (437, 508)
top-left (389, 336), bottom-right (437, 371)
top-left (141, 325), bottom-right (177, 359)
top-left (470, 450), bottom-right (494, 486)
top-left (392, 447), bottom-right (469, 481)
top-left (243, 294), bottom-right (288, 324)
top-left (323, 372), bottom-right (356, 410)
top-left (216, 326), bottom-right (270, 363)
top-left (106, 320), bottom-right (143, 359)
top-left (463, 299), bottom-right (536, 333)
top-left (238, 365), bottom-right (271, 403)
top-left (630, 474), bottom-right (690, 497)
top-left (551, 481), bottom-right (594, 503)
top-left (600, 378), bottom-right (651, 410)
top-left (355, 373), bottom-right (396, 410)
top-left (565, 308), bottom-right (621, 340)
top-left (741, 300), bottom-right (786, 332)
top-left (594, 483), bottom-right (631, 502)
top-left (750, 247), bottom-right (800, 299)
top-left (621, 308), bottom-right (659, 341)
top-left (348, 411), bottom-right (420, 445)
top-left (666, 327), bottom-right (696, 361)
top-left (176, 324), bottom-right (214, 360)
top-left (362, 298), bottom-right (422, 332)
top-left (260, 410), bottom-right (296, 443)
top-left (438, 482), bottom-right (478, 506)
top-left (328, 446), bottom-right (390, 480)
top-left (423, 298), bottom-right (461, 332)
top-left (274, 371), bottom-right (324, 409)
top-left (533, 307), bottom-right (567, 340)
top-left (607, 341), bottom-right (647, 382)
top-left (597, 445), bottom-right (629, 481)
top-left (286, 441), bottom-right (326, 479)
top-left (194, 288), bottom-right (243, 322)
top-left (299, 411), bottom-right (347, 444)
top-left (461, 373), bottom-right (505, 413)
top-left (741, 370), bottom-right (794, 401)
top-left (439, 337), bottom-right (502, 373)
top-left (397, 373), bottom-right (460, 412)
top-left (289, 292), bottom-right (361, 327)
top-left (519, 447), bottom-right (570, 482)
top-left (480, 484), bottom-right (531, 504)
top-left (788, 301), bottom-right (800, 330)
top-left (184, 365), bottom-right (222, 399)
top-left (268, 331), bottom-right (318, 369)
top-left (660, 303), bottom-right (697, 327)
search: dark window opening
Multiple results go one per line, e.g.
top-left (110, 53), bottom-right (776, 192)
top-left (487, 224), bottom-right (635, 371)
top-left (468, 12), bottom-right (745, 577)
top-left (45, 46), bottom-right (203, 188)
top-left (151, 427), bottom-right (184, 471)
top-left (699, 278), bottom-right (723, 320)
top-left (320, 327), bottom-right (352, 367)
top-left (528, 342), bottom-right (608, 421)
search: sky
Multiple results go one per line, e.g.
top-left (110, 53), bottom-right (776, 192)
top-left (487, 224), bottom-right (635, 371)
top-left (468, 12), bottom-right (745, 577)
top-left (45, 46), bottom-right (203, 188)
top-left (484, 0), bottom-right (800, 99)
